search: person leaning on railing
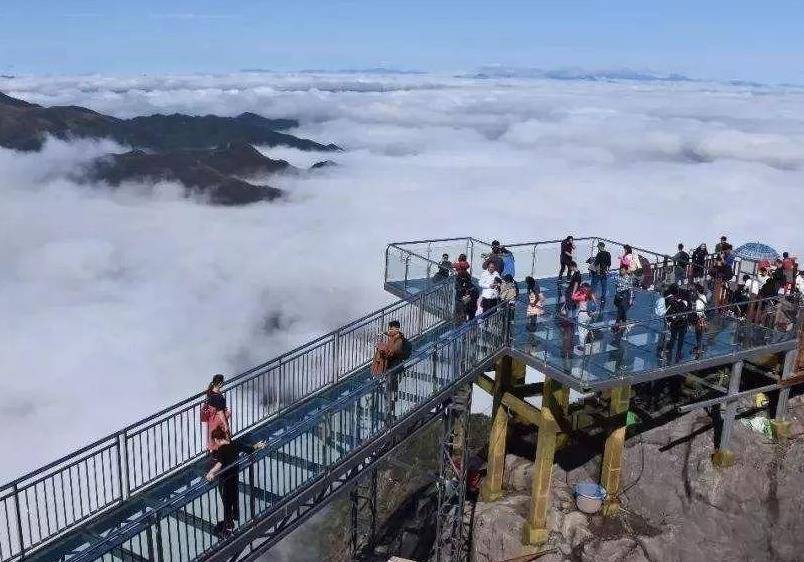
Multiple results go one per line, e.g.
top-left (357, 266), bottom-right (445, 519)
top-left (371, 320), bottom-right (411, 421)
top-left (205, 427), bottom-right (266, 537)
top-left (432, 253), bottom-right (452, 283)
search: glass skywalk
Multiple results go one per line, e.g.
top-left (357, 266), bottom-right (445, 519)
top-left (385, 236), bottom-right (802, 392)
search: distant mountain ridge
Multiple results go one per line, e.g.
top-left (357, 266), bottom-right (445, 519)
top-left (0, 91), bottom-right (341, 205)
top-left (0, 92), bottom-right (340, 152)
top-left (464, 66), bottom-right (694, 83)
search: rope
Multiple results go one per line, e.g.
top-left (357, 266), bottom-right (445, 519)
top-left (498, 547), bottom-right (559, 562)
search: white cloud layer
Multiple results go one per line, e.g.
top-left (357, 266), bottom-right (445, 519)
top-left (1, 72), bottom-right (803, 482)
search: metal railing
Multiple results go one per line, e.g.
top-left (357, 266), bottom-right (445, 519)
top-left (65, 301), bottom-right (512, 562)
top-left (0, 281), bottom-right (456, 562)
top-left (514, 292), bottom-right (803, 387)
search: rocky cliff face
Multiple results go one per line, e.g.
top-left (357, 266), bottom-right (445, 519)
top-left (472, 396), bottom-right (804, 562)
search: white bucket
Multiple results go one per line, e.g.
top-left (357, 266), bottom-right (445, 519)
top-left (574, 482), bottom-right (607, 514)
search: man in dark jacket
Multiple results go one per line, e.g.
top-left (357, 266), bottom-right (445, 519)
top-left (559, 236), bottom-right (575, 279)
top-left (672, 243), bottom-right (690, 284)
top-left (589, 241), bottom-right (612, 305)
top-left (665, 287), bottom-right (691, 365)
top-left (455, 270), bottom-right (479, 322)
top-left (206, 428), bottom-right (266, 536)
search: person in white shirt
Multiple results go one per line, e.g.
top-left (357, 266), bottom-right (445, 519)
top-left (478, 261), bottom-right (501, 313)
top-left (692, 283), bottom-right (708, 357)
top-left (654, 288), bottom-right (669, 358)
top-left (797, 270), bottom-right (804, 295)
top-left (744, 273), bottom-right (763, 321)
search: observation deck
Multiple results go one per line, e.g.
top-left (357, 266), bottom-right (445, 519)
top-left (385, 236), bottom-right (801, 392)
top-left (0, 235), bottom-right (800, 562)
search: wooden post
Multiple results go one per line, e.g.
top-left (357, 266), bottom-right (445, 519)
top-left (770, 351), bottom-right (797, 440)
top-left (480, 357), bottom-right (513, 501)
top-left (712, 361), bottom-right (742, 467)
top-left (522, 377), bottom-right (567, 545)
top-left (600, 384), bottom-right (631, 516)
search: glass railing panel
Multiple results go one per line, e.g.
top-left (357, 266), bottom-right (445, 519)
top-left (385, 245), bottom-right (409, 288)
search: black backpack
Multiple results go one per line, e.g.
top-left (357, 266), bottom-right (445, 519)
top-left (667, 295), bottom-right (691, 328)
top-left (399, 337), bottom-right (413, 361)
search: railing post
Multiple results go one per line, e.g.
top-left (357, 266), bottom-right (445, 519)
top-left (530, 244), bottom-right (537, 278)
top-left (145, 514), bottom-right (157, 561)
top-left (153, 513), bottom-right (164, 562)
top-left (503, 302), bottom-right (514, 347)
top-left (117, 432), bottom-right (130, 500)
top-left (332, 331), bottom-right (340, 385)
top-left (404, 255), bottom-right (410, 291)
top-left (322, 412), bottom-right (332, 468)
top-left (248, 464), bottom-right (257, 519)
top-left (384, 245), bottom-right (389, 284)
top-left (13, 484), bottom-right (25, 558)
top-left (418, 299), bottom-right (425, 337)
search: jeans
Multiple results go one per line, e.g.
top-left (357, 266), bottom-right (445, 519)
top-left (577, 310), bottom-right (592, 345)
top-left (218, 467), bottom-right (240, 529)
top-left (656, 321), bottom-right (668, 356)
top-left (591, 271), bottom-right (609, 302)
top-left (667, 323), bottom-right (688, 360)
top-left (694, 318), bottom-right (705, 351)
top-left (614, 290), bottom-right (631, 323)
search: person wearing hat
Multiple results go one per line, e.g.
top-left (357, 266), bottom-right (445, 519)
top-left (588, 241), bottom-right (612, 307)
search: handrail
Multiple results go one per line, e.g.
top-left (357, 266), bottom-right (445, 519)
top-left (0, 280), bottom-right (456, 562)
top-left (68, 294), bottom-right (512, 562)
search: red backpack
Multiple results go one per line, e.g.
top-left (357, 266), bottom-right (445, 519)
top-left (200, 401), bottom-right (214, 423)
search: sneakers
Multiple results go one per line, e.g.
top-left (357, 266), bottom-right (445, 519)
top-left (213, 521), bottom-right (234, 538)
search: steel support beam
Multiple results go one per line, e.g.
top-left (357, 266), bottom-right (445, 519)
top-left (349, 467), bottom-right (378, 560)
top-left (434, 385), bottom-right (473, 562)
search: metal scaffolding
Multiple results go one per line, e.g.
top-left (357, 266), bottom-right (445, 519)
top-left (434, 385), bottom-right (473, 562)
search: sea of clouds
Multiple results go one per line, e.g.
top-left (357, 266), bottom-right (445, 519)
top-left (1, 72), bottom-right (804, 482)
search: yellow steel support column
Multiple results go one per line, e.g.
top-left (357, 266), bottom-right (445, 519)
top-left (480, 356), bottom-right (514, 501)
top-left (523, 377), bottom-right (567, 546)
top-left (600, 384), bottom-right (631, 516)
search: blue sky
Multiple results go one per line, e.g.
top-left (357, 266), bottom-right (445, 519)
top-left (2, 0), bottom-right (804, 82)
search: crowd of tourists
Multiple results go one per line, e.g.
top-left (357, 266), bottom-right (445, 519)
top-left (558, 235), bottom-right (802, 358)
top-left (440, 235), bottom-right (802, 358)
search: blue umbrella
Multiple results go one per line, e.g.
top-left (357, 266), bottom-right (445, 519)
top-left (734, 242), bottom-right (780, 262)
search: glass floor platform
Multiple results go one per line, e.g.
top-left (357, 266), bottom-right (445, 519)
top-left (386, 274), bottom-right (799, 392)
